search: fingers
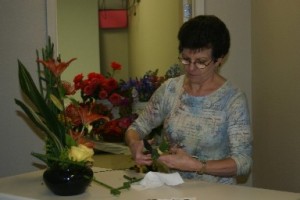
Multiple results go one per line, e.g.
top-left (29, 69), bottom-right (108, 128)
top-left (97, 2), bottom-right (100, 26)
top-left (129, 139), bottom-right (153, 166)
top-left (169, 146), bottom-right (186, 154)
top-left (135, 153), bottom-right (152, 165)
top-left (158, 154), bottom-right (175, 168)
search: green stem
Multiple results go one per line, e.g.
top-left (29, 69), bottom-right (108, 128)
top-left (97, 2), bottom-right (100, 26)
top-left (93, 178), bottom-right (121, 195)
top-left (93, 175), bottom-right (143, 196)
top-left (92, 178), bottom-right (115, 190)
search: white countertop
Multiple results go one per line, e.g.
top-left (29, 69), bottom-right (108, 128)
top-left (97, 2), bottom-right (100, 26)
top-left (0, 168), bottom-right (299, 200)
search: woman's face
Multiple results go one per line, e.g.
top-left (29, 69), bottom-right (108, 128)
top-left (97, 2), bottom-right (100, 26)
top-left (180, 48), bottom-right (219, 84)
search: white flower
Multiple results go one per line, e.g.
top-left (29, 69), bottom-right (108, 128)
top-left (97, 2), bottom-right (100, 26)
top-left (68, 144), bottom-right (94, 162)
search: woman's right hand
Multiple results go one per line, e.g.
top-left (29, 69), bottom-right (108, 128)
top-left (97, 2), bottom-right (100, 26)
top-left (128, 140), bottom-right (153, 166)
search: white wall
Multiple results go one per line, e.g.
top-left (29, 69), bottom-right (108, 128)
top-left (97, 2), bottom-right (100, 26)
top-left (204, 0), bottom-right (252, 112)
top-left (0, 0), bottom-right (47, 177)
top-left (195, 0), bottom-right (252, 185)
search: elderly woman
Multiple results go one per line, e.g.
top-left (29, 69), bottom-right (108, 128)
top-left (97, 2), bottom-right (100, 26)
top-left (125, 15), bottom-right (252, 184)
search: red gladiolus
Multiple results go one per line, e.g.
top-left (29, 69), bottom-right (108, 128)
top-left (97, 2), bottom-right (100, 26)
top-left (111, 61), bottom-right (122, 71)
top-left (73, 73), bottom-right (83, 83)
top-left (108, 93), bottom-right (122, 106)
top-left (73, 74), bottom-right (83, 90)
top-left (37, 58), bottom-right (76, 77)
top-left (74, 82), bottom-right (82, 90)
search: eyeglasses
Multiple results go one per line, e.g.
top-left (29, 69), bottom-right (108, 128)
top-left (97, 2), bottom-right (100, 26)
top-left (178, 56), bottom-right (214, 69)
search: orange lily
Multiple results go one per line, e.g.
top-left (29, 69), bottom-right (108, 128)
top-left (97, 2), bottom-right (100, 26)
top-left (69, 130), bottom-right (95, 148)
top-left (37, 58), bottom-right (77, 77)
top-left (78, 105), bottom-right (110, 127)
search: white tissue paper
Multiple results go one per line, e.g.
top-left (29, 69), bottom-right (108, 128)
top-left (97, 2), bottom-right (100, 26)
top-left (131, 171), bottom-right (184, 190)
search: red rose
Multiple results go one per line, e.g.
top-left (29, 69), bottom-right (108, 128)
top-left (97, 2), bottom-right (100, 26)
top-left (87, 72), bottom-right (98, 79)
top-left (90, 77), bottom-right (101, 87)
top-left (98, 89), bottom-right (108, 99)
top-left (111, 61), bottom-right (122, 71)
top-left (103, 78), bottom-right (118, 92)
top-left (88, 72), bottom-right (105, 81)
top-left (83, 84), bottom-right (96, 96)
top-left (108, 93), bottom-right (122, 106)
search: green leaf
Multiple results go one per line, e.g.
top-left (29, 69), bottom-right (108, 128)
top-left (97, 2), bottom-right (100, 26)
top-left (110, 189), bottom-right (121, 195)
top-left (17, 61), bottom-right (66, 145)
top-left (31, 152), bottom-right (86, 168)
top-left (151, 149), bottom-right (160, 160)
top-left (122, 182), bottom-right (131, 189)
top-left (50, 94), bottom-right (64, 111)
top-left (68, 97), bottom-right (80, 106)
top-left (15, 99), bottom-right (63, 154)
top-left (65, 134), bottom-right (77, 147)
top-left (158, 136), bottom-right (170, 152)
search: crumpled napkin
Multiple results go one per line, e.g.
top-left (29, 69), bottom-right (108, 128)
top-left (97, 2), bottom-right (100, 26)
top-left (131, 171), bottom-right (184, 190)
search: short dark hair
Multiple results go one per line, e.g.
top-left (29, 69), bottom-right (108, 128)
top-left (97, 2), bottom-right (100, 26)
top-left (178, 15), bottom-right (230, 60)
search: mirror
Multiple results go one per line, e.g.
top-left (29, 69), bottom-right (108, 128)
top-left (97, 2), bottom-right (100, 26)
top-left (48, 0), bottom-right (201, 82)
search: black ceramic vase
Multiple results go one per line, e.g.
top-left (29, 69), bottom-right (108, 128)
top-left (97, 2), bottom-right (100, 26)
top-left (43, 166), bottom-right (93, 196)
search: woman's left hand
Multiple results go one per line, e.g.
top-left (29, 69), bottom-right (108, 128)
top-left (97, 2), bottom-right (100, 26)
top-left (157, 147), bottom-right (198, 171)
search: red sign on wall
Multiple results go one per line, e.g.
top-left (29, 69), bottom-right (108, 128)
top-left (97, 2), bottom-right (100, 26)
top-left (99, 10), bottom-right (128, 29)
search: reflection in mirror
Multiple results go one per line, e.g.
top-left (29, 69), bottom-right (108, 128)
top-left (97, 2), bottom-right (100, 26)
top-left (53, 0), bottom-right (197, 82)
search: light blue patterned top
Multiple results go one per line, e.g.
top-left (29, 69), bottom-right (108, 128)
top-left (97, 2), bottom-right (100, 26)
top-left (128, 75), bottom-right (252, 184)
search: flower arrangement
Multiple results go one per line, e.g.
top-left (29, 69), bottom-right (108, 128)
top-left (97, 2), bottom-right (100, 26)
top-left (70, 63), bottom-right (136, 142)
top-left (73, 61), bottom-right (124, 104)
top-left (14, 38), bottom-right (160, 197)
top-left (15, 38), bottom-right (96, 172)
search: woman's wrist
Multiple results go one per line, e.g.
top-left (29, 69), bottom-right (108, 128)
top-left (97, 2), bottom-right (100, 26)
top-left (197, 160), bottom-right (207, 175)
top-left (191, 156), bottom-right (207, 174)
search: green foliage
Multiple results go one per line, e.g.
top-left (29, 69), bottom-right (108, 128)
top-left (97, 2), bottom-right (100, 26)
top-left (151, 135), bottom-right (170, 173)
top-left (15, 60), bottom-right (65, 159)
top-left (31, 152), bottom-right (86, 170)
top-left (93, 175), bottom-right (142, 196)
top-left (14, 37), bottom-right (78, 168)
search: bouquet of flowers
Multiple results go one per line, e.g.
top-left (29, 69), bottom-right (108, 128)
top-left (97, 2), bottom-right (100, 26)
top-left (69, 62), bottom-right (136, 142)
top-left (14, 38), bottom-right (98, 195)
top-left (15, 38), bottom-right (96, 170)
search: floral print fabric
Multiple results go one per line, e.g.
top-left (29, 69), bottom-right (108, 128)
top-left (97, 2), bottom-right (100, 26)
top-left (128, 75), bottom-right (252, 184)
